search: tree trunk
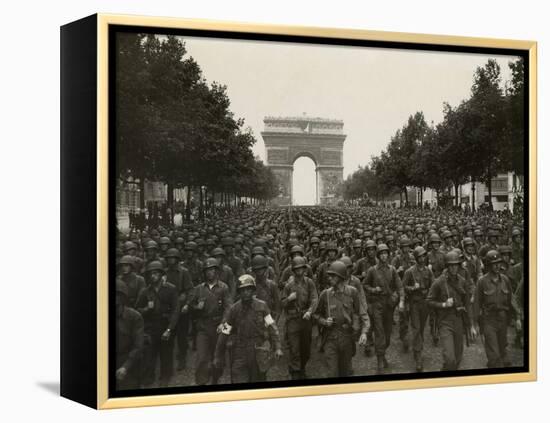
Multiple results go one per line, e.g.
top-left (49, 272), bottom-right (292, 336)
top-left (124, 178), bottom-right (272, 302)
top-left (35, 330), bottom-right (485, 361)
top-left (167, 181), bottom-right (174, 209)
top-left (454, 183), bottom-right (459, 207)
top-left (486, 166), bottom-right (493, 211)
top-left (199, 186), bottom-right (204, 221)
top-left (471, 179), bottom-right (476, 212)
top-left (138, 177), bottom-right (145, 209)
top-left (420, 187), bottom-right (424, 208)
top-left (186, 185), bottom-right (192, 222)
top-left (404, 188), bottom-right (409, 207)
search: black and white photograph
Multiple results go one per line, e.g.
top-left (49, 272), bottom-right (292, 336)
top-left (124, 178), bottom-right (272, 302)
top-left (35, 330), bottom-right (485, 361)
top-left (112, 26), bottom-right (529, 395)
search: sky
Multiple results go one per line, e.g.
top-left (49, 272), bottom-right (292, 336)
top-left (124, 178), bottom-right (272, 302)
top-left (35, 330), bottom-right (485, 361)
top-left (176, 35), bottom-right (519, 204)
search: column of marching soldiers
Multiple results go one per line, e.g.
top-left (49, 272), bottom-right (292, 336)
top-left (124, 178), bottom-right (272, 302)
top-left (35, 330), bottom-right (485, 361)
top-left (115, 206), bottom-right (524, 390)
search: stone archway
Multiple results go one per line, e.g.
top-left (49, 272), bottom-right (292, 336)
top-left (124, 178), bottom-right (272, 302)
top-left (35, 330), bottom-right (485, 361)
top-left (261, 116), bottom-right (346, 206)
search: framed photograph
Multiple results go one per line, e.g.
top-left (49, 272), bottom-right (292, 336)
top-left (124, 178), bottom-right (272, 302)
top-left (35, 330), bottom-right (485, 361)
top-left (60, 13), bottom-right (537, 409)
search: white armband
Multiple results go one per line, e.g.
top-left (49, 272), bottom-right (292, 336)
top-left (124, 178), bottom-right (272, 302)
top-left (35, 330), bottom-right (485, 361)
top-left (221, 322), bottom-right (232, 335)
top-left (264, 314), bottom-right (275, 326)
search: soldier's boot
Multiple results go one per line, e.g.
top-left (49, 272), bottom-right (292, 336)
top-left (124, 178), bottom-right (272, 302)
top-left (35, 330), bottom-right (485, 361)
top-left (177, 354), bottom-right (187, 371)
top-left (402, 337), bottom-right (410, 353)
top-left (383, 355), bottom-right (389, 368)
top-left (376, 356), bottom-right (385, 374)
top-left (414, 351), bottom-right (423, 372)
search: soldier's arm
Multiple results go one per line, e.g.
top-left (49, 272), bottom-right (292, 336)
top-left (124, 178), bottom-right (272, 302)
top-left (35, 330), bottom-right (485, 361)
top-left (263, 305), bottom-right (282, 351)
top-left (354, 289), bottom-right (369, 335)
top-left (167, 287), bottom-right (180, 332)
top-left (121, 312), bottom-right (144, 371)
top-left (135, 288), bottom-right (149, 315)
top-left (392, 268), bottom-right (405, 302)
top-left (472, 278), bottom-right (483, 323)
top-left (270, 282), bottom-right (281, 320)
top-left (214, 308), bottom-right (233, 363)
top-left (402, 269), bottom-right (414, 293)
top-left (222, 284), bottom-right (233, 319)
top-left (312, 290), bottom-right (327, 325)
top-left (307, 279), bottom-right (319, 314)
top-left (426, 281), bottom-right (444, 309)
top-left (280, 284), bottom-right (293, 309)
top-left (363, 268), bottom-right (376, 294)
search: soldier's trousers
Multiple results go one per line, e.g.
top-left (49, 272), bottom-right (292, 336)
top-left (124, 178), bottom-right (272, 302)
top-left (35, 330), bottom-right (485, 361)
top-left (439, 314), bottom-right (464, 371)
top-left (195, 321), bottom-right (222, 385)
top-left (366, 307), bottom-right (375, 349)
top-left (409, 300), bottom-right (429, 353)
top-left (176, 313), bottom-right (190, 363)
top-left (286, 318), bottom-right (312, 377)
top-left (230, 343), bottom-right (264, 383)
top-left (324, 330), bottom-right (354, 378)
top-left (399, 308), bottom-right (410, 344)
top-left (370, 300), bottom-right (394, 357)
top-left (143, 329), bottom-right (175, 384)
top-left (481, 312), bottom-right (509, 368)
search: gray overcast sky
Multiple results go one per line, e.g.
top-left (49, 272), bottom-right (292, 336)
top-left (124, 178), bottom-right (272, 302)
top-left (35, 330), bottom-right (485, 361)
top-left (177, 35), bottom-right (519, 204)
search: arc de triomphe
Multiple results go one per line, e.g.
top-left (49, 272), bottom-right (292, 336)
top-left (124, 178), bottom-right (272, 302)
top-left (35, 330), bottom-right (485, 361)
top-left (261, 116), bottom-right (346, 206)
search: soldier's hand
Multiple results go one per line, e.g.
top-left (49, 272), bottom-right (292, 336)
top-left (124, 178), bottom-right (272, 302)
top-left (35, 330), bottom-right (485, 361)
top-left (326, 317), bottom-right (334, 327)
top-left (515, 319), bottom-right (522, 331)
top-left (374, 286), bottom-right (382, 293)
top-left (161, 329), bottom-right (171, 341)
top-left (397, 266), bottom-right (404, 273)
top-left (115, 367), bottom-right (127, 381)
top-left (275, 348), bottom-right (284, 359)
top-left (303, 311), bottom-right (312, 320)
top-left (213, 357), bottom-right (222, 369)
top-left (216, 323), bottom-right (225, 334)
top-left (181, 304), bottom-right (189, 313)
top-left (414, 282), bottom-right (420, 290)
top-left (288, 292), bottom-right (297, 301)
top-left (446, 297), bottom-right (454, 307)
top-left (470, 326), bottom-right (478, 340)
top-left (428, 264), bottom-right (433, 271)
top-left (398, 301), bottom-right (405, 312)
top-left (358, 333), bottom-right (367, 346)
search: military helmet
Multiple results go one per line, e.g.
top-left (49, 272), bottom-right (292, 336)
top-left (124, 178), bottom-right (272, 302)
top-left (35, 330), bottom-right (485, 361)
top-left (340, 256), bottom-right (353, 268)
top-left (116, 279), bottom-right (128, 297)
top-left (365, 240), bottom-right (377, 250)
top-left (413, 246), bottom-right (427, 259)
top-left (441, 230), bottom-right (453, 240)
top-left (310, 236), bottom-right (320, 244)
top-left (123, 241), bottom-right (137, 253)
top-left (429, 234), bottom-right (442, 244)
top-left (352, 239), bottom-right (362, 248)
top-left (165, 248), bottom-right (180, 259)
top-left (144, 240), bottom-right (158, 250)
top-left (251, 255), bottom-right (268, 270)
top-left (485, 250), bottom-right (502, 265)
top-left (119, 255), bottom-right (135, 267)
top-left (399, 236), bottom-right (411, 247)
top-left (185, 241), bottom-right (197, 251)
top-left (444, 252), bottom-right (461, 265)
top-left (159, 236), bottom-right (171, 246)
top-left (326, 242), bottom-right (338, 252)
top-left (511, 228), bottom-right (521, 237)
top-left (146, 260), bottom-right (165, 273)
top-left (343, 232), bottom-right (352, 239)
top-left (327, 260), bottom-right (347, 279)
top-left (211, 247), bottom-right (225, 257)
top-left (251, 246), bottom-right (266, 256)
top-left (488, 230), bottom-right (500, 238)
top-left (498, 245), bottom-right (513, 255)
top-left (452, 248), bottom-right (464, 260)
top-left (376, 243), bottom-right (390, 256)
top-left (292, 256), bottom-right (307, 270)
top-left (237, 274), bottom-right (256, 290)
top-left (203, 257), bottom-right (220, 270)
top-left (462, 237), bottom-right (474, 247)
top-left (221, 237), bottom-right (235, 247)
top-left (290, 245), bottom-right (305, 256)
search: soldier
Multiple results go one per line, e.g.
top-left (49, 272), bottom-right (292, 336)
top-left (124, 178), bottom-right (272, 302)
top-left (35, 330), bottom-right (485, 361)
top-left (427, 233), bottom-right (446, 345)
top-left (402, 246), bottom-right (434, 371)
top-left (314, 261), bottom-right (369, 378)
top-left (462, 237), bottom-right (483, 294)
top-left (222, 237), bottom-right (245, 278)
top-left (122, 241), bottom-right (144, 274)
top-left (473, 250), bottom-right (521, 368)
top-left (279, 245), bottom-right (313, 286)
top-left (143, 240), bottom-right (166, 272)
top-left (117, 255), bottom-right (145, 307)
top-left (427, 252), bottom-right (476, 371)
top-left (392, 236), bottom-right (416, 352)
top-left (248, 246), bottom-right (277, 283)
top-left (306, 236), bottom-right (321, 264)
top-left (135, 261), bottom-right (179, 387)
top-left (182, 241), bottom-right (203, 285)
top-left (115, 279), bottom-right (144, 390)
top-left (354, 239), bottom-right (377, 356)
top-left (511, 228), bottom-right (523, 265)
top-left (440, 231), bottom-right (454, 254)
top-left (281, 256), bottom-right (318, 380)
top-left (364, 244), bottom-right (405, 373)
top-left (186, 258), bottom-right (233, 385)
top-left (478, 230), bottom-right (500, 259)
top-left (350, 239), bottom-right (363, 264)
top-left (213, 275), bottom-right (283, 383)
top-left (211, 247), bottom-right (237, 299)
top-left (340, 256), bottom-right (367, 311)
top-left (499, 245), bottom-right (522, 292)
top-left (316, 242), bottom-right (340, 293)
top-left (164, 248), bottom-right (194, 371)
top-left (250, 255), bottom-right (281, 320)
top-left (158, 236), bottom-right (171, 258)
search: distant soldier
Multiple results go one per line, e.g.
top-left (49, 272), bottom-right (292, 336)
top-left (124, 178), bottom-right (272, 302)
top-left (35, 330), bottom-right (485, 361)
top-left (473, 250), bottom-right (521, 368)
top-left (462, 237), bottom-right (483, 294)
top-left (427, 233), bottom-right (446, 345)
top-left (316, 242), bottom-right (340, 293)
top-left (392, 236), bottom-right (416, 352)
top-left (355, 239), bottom-right (378, 356)
top-left (222, 237), bottom-right (245, 278)
top-left (115, 279), bottom-right (144, 390)
top-left (364, 244), bottom-right (405, 373)
top-left (182, 241), bottom-right (203, 285)
top-left (250, 255), bottom-right (281, 320)
top-left (186, 258), bottom-right (233, 385)
top-left (135, 261), bottom-right (179, 387)
top-left (402, 246), bottom-right (434, 371)
top-left (213, 275), bottom-right (283, 383)
top-left (511, 228), bottom-right (523, 265)
top-left (440, 231), bottom-right (454, 254)
top-left (478, 230), bottom-right (500, 259)
top-left (427, 252), bottom-right (476, 371)
top-left (142, 240), bottom-right (166, 273)
top-left (117, 255), bottom-right (145, 307)
top-left (211, 248), bottom-right (237, 299)
top-left (314, 261), bottom-right (369, 378)
top-left (281, 256), bottom-right (318, 380)
top-left (279, 245), bottom-right (314, 287)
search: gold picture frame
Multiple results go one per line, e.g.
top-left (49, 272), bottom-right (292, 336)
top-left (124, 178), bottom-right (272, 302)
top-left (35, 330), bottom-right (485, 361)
top-left (60, 13), bottom-right (537, 409)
